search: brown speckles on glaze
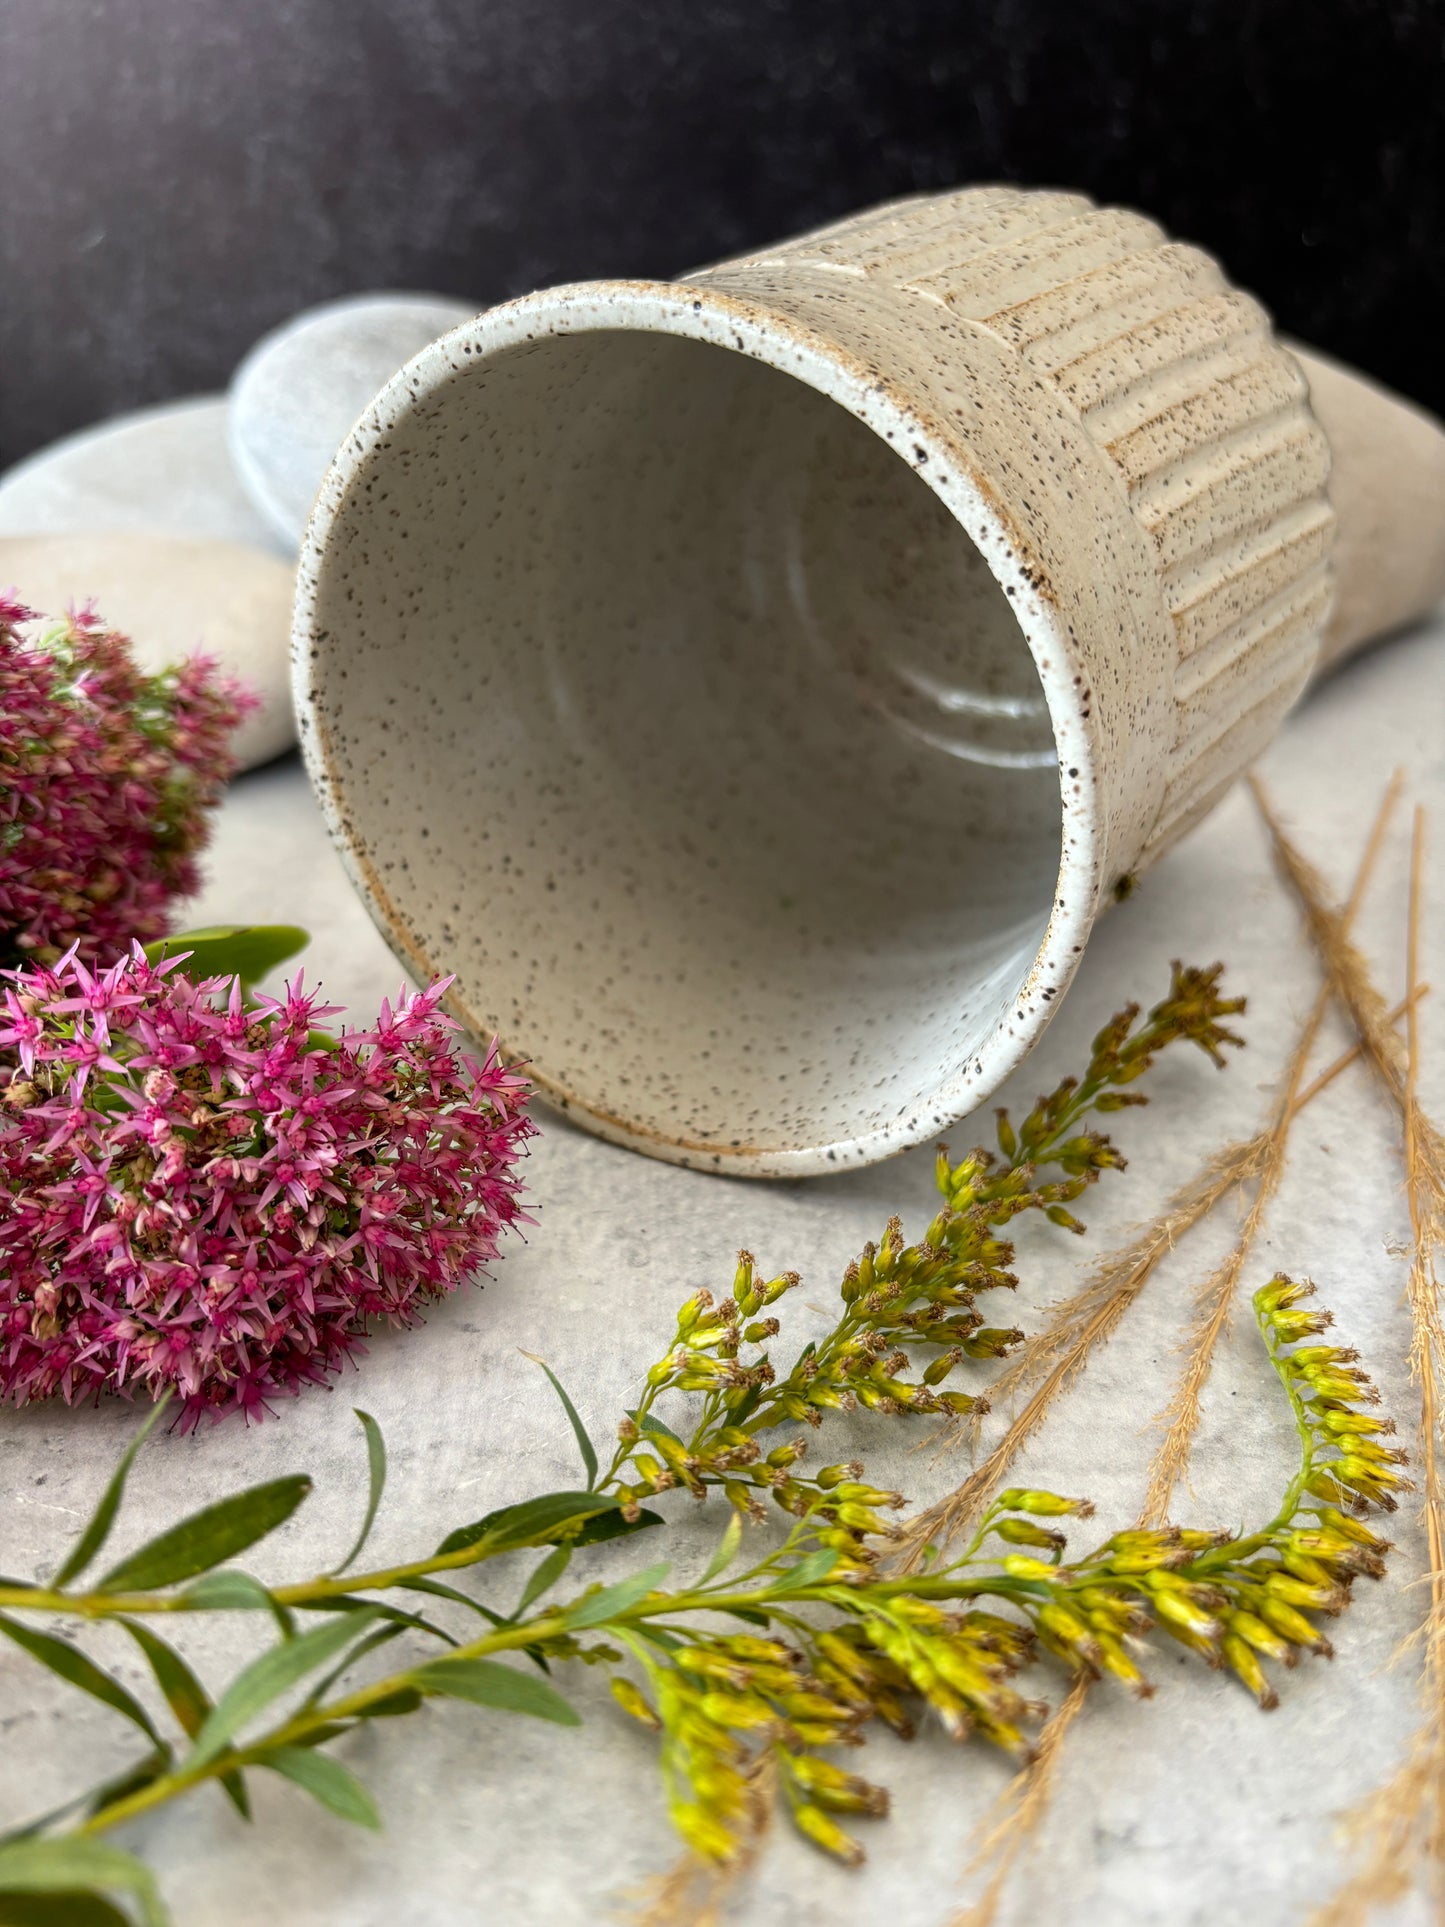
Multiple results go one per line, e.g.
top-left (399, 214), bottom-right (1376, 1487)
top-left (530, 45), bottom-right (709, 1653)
top-left (291, 184), bottom-right (1347, 1180)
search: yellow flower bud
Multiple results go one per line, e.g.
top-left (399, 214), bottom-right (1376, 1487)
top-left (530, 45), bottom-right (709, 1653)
top-left (995, 1489), bottom-right (1094, 1518)
top-left (792, 1801), bottom-right (865, 1865)
top-left (995, 1518), bottom-right (1066, 1552)
top-left (1223, 1633), bottom-right (1279, 1708)
top-left (609, 1676), bottom-right (660, 1729)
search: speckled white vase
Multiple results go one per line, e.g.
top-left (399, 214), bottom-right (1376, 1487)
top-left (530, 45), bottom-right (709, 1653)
top-left (294, 185), bottom-right (1445, 1177)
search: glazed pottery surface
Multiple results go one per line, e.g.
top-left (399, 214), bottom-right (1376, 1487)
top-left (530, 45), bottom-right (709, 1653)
top-left (294, 185), bottom-right (1445, 1176)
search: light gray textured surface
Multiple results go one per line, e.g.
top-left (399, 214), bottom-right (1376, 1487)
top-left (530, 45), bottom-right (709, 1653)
top-left (1, 615), bottom-right (1442, 1926)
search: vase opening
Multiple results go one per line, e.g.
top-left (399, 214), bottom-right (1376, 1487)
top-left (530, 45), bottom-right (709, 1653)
top-left (300, 309), bottom-right (1072, 1168)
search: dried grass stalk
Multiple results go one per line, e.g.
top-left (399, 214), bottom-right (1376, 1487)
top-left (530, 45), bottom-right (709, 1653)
top-left (945, 1674), bottom-right (1091, 1927)
top-left (1311, 808), bottom-right (1445, 1925)
top-left (1251, 775), bottom-right (1445, 1224)
top-left (895, 1133), bottom-right (1267, 1567)
top-left (1138, 774), bottom-right (1402, 1526)
top-left (907, 775), bottom-right (1408, 1920)
top-left (622, 1755), bottom-right (775, 1926)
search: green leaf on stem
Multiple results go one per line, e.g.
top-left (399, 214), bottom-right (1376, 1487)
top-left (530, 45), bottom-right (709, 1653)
top-left (569, 1506), bottom-right (665, 1548)
top-left (563, 1562), bottom-right (671, 1630)
top-left (519, 1352), bottom-right (599, 1489)
top-left (396, 1577), bottom-right (506, 1625)
top-left (53, 1393), bottom-right (173, 1589)
top-left (142, 925), bottom-right (309, 989)
top-left (698, 1513), bottom-right (743, 1586)
top-left (303, 1624), bottom-right (407, 1710)
top-left (625, 1408), bottom-right (684, 1447)
top-left (83, 1750), bottom-right (175, 1824)
top-left (0, 1890), bottom-right (137, 1925)
top-left (98, 1476), bottom-right (313, 1594)
top-left (330, 1411), bottom-right (386, 1576)
top-left (0, 1616), bottom-right (161, 1747)
top-left (353, 1687), bottom-right (423, 1719)
top-left (262, 1747), bottom-right (381, 1831)
top-left (517, 1546), bottom-right (572, 1615)
top-left (184, 1609), bottom-right (383, 1772)
top-left (776, 1550), bottom-right (839, 1590)
top-left (434, 1491), bottom-right (622, 1559)
top-left (304, 1597), bottom-right (458, 1647)
top-left (0, 1839), bottom-right (168, 1927)
top-left (408, 1657), bottom-right (580, 1726)
top-left (396, 1579), bottom-right (553, 1675)
top-left (120, 1621), bottom-right (251, 1820)
top-left (175, 1571), bottom-right (280, 1615)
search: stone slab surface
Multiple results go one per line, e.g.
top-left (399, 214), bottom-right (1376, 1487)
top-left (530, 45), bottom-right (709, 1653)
top-left (1, 617), bottom-right (1443, 1926)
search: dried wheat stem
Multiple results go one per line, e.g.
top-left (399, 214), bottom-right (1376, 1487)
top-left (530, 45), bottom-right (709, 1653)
top-left (1292, 986), bottom-right (1427, 1111)
top-left (1137, 775), bottom-right (1402, 1526)
top-left (624, 1755), bottom-right (775, 1926)
top-left (1402, 810), bottom-right (1445, 1890)
top-left (1308, 1729), bottom-right (1440, 1927)
top-left (966, 986), bottom-right (1423, 1464)
top-left (895, 1002), bottom-right (1418, 1574)
top-left (1307, 808), bottom-right (1445, 1927)
top-left (895, 1133), bottom-right (1269, 1567)
top-left (910, 778), bottom-right (1404, 1923)
top-left (1252, 777), bottom-right (1445, 1225)
top-left (947, 1673), bottom-right (1092, 1927)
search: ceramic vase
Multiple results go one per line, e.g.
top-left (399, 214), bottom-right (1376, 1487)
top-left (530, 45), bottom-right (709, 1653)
top-left (294, 185), bottom-right (1445, 1176)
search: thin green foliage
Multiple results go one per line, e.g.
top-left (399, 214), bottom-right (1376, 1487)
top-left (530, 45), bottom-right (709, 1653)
top-left (4, 963), bottom-right (1385, 1915)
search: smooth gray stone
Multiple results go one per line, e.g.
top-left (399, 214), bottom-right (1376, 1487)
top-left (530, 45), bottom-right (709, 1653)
top-left (0, 532), bottom-right (297, 769)
top-left (228, 294), bottom-right (476, 547)
top-left (0, 397), bottom-right (289, 556)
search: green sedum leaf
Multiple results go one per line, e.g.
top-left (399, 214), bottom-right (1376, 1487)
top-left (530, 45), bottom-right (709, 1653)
top-left (99, 1476), bottom-right (312, 1594)
top-left (142, 925), bottom-right (309, 989)
top-left (261, 1747), bottom-right (380, 1830)
top-left (184, 1610), bottom-right (382, 1771)
top-left (52, 1394), bottom-right (173, 1590)
top-left (331, 1410), bottom-right (387, 1576)
top-left (408, 1657), bottom-right (580, 1726)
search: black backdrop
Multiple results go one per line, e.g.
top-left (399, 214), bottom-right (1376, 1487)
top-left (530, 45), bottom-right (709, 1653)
top-left (1, 0), bottom-right (1441, 468)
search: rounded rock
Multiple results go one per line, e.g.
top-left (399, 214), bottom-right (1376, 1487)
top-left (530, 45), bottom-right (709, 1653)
top-left (0, 530), bottom-right (296, 769)
top-left (0, 397), bottom-right (288, 555)
top-left (228, 294), bottom-right (476, 547)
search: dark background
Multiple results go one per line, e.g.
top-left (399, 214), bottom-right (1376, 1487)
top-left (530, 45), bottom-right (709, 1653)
top-left (1, 0), bottom-right (1441, 469)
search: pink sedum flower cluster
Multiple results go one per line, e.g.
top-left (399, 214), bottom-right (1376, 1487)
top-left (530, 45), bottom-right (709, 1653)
top-left (0, 947), bottom-right (536, 1425)
top-left (0, 594), bottom-right (255, 969)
